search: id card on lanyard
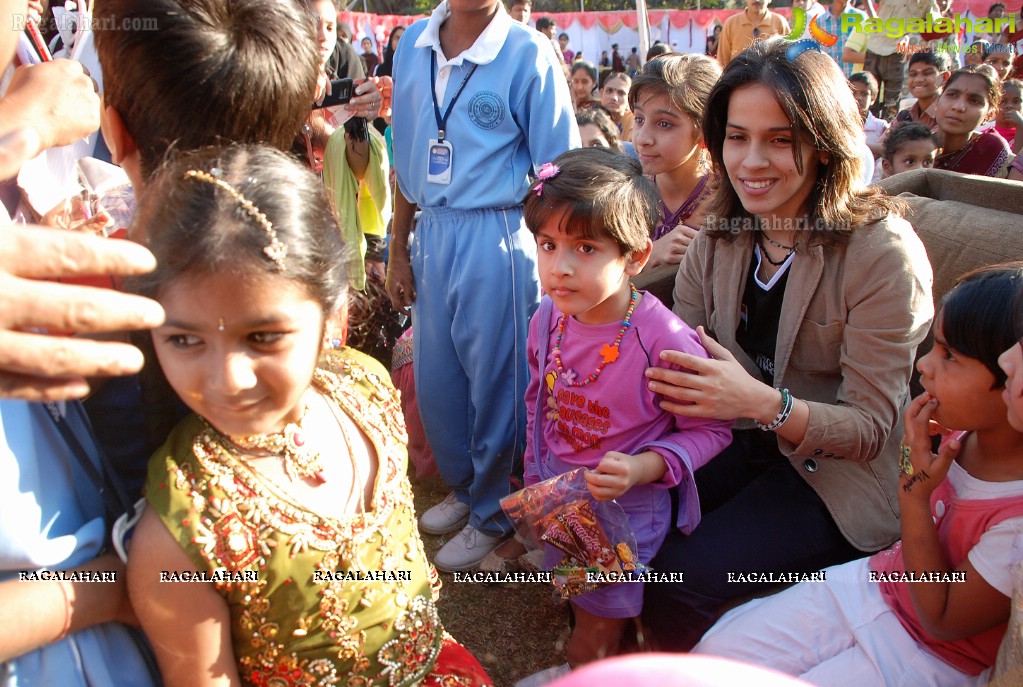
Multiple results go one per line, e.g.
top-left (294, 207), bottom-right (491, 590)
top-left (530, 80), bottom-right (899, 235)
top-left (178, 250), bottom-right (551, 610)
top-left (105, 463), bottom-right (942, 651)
top-left (427, 51), bottom-right (478, 185)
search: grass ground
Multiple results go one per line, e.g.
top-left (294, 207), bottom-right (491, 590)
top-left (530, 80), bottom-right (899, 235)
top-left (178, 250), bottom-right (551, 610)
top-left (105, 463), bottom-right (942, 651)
top-left (412, 479), bottom-right (572, 687)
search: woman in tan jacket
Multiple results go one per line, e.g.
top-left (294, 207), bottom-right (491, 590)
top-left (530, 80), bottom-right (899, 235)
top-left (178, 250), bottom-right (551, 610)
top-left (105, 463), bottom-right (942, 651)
top-left (640, 38), bottom-right (934, 650)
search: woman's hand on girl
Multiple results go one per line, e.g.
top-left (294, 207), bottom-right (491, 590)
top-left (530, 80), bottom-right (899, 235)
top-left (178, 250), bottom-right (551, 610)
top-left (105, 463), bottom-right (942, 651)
top-left (899, 391), bottom-right (961, 501)
top-left (645, 326), bottom-right (772, 421)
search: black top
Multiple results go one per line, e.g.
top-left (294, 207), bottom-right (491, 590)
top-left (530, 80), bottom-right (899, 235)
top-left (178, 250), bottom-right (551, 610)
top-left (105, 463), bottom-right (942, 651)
top-left (327, 40), bottom-right (367, 80)
top-left (735, 247), bottom-right (790, 387)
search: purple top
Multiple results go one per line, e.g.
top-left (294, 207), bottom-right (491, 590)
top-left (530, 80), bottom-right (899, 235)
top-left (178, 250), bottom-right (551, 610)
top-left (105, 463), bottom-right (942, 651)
top-left (524, 291), bottom-right (733, 533)
top-left (652, 174), bottom-right (710, 241)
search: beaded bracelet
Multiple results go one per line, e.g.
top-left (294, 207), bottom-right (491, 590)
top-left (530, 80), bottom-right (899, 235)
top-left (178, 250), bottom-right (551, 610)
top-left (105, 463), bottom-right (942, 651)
top-left (756, 387), bottom-right (793, 432)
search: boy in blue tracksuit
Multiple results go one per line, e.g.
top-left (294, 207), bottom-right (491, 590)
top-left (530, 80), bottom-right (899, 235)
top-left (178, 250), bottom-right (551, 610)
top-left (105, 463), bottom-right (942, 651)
top-left (386, 0), bottom-right (577, 571)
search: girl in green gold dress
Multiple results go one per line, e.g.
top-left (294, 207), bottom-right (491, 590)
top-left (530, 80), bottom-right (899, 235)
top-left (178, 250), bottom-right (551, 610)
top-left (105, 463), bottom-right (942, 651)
top-left (125, 144), bottom-right (491, 687)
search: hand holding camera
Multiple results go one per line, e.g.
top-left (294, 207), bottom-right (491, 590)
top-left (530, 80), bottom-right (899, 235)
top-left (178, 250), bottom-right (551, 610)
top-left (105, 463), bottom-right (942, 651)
top-left (313, 77), bottom-right (382, 142)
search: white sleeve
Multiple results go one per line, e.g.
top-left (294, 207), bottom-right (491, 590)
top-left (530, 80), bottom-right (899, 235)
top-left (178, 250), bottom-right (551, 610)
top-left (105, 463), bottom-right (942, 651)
top-left (968, 516), bottom-right (1023, 597)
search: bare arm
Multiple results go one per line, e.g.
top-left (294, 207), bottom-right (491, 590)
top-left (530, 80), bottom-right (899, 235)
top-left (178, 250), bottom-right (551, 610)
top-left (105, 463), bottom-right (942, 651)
top-left (898, 393), bottom-right (1010, 640)
top-left (384, 188), bottom-right (418, 310)
top-left (1006, 111), bottom-right (1023, 154)
top-left (0, 553), bottom-right (133, 662)
top-left (342, 79), bottom-right (383, 180)
top-left (128, 508), bottom-right (240, 687)
top-left (843, 44), bottom-right (867, 63)
top-left (343, 131), bottom-right (370, 181)
top-left (842, 29), bottom-right (868, 64)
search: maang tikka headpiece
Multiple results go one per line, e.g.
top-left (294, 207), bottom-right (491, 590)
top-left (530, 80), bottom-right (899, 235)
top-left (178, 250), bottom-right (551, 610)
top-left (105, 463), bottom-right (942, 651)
top-left (183, 168), bottom-right (287, 269)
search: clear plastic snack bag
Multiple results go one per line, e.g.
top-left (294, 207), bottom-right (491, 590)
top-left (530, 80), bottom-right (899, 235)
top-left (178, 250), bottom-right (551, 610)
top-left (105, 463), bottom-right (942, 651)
top-left (500, 468), bottom-right (645, 598)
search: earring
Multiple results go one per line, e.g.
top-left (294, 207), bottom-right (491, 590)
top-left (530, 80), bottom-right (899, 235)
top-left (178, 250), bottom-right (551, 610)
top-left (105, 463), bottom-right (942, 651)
top-left (323, 335), bottom-right (342, 350)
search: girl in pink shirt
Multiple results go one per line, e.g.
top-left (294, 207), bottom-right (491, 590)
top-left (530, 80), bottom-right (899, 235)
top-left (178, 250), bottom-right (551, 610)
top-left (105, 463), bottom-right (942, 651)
top-left (518, 148), bottom-right (731, 670)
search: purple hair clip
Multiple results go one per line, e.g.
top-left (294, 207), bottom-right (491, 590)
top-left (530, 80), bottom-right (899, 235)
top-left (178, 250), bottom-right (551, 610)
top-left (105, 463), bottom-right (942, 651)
top-left (535, 162), bottom-right (560, 197)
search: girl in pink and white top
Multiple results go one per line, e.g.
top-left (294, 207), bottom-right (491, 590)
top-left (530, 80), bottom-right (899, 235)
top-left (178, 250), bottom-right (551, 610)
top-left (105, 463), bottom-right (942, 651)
top-left (695, 263), bottom-right (1023, 687)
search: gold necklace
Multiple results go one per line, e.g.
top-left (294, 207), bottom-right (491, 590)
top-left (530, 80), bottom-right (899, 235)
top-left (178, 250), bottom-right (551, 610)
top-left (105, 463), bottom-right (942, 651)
top-left (226, 402), bottom-right (327, 483)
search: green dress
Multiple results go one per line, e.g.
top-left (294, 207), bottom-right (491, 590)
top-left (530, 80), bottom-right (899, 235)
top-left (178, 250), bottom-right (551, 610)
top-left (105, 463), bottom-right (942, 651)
top-left (145, 348), bottom-right (489, 687)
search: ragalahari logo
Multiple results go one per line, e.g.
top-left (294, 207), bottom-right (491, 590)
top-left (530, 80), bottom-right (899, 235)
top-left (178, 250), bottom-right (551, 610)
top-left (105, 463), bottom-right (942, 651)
top-left (783, 7), bottom-right (839, 61)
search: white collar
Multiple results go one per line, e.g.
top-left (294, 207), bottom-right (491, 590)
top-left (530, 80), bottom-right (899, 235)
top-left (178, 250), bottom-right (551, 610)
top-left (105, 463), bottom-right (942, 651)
top-left (752, 244), bottom-right (794, 290)
top-left (414, 0), bottom-right (512, 67)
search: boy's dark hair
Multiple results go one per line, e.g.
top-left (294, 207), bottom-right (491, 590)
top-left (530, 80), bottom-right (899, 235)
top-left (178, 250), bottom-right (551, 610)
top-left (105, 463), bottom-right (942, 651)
top-left (1004, 78), bottom-right (1023, 97)
top-left (941, 261), bottom-right (1023, 388)
top-left (94, 0), bottom-right (320, 180)
top-left (989, 2), bottom-right (1006, 13)
top-left (536, 16), bottom-right (555, 31)
top-left (908, 50), bottom-right (951, 73)
top-left (882, 122), bottom-right (938, 161)
top-left (575, 107), bottom-right (622, 152)
top-left (510, 0), bottom-right (531, 7)
top-left (523, 148), bottom-right (657, 255)
top-left (131, 144), bottom-right (348, 314)
top-left (646, 42), bottom-right (672, 61)
top-left (849, 70), bottom-right (879, 97)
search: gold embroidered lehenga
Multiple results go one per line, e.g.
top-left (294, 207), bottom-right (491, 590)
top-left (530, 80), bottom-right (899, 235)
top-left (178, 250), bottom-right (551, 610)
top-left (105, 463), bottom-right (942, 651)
top-left (145, 348), bottom-right (491, 687)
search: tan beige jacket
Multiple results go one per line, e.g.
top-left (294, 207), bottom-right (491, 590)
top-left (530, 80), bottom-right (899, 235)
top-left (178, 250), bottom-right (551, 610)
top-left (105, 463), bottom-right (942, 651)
top-left (674, 215), bottom-right (933, 551)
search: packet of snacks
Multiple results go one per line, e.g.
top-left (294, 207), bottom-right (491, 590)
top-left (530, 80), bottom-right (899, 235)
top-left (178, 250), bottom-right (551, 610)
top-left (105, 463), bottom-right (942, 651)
top-left (500, 468), bottom-right (644, 598)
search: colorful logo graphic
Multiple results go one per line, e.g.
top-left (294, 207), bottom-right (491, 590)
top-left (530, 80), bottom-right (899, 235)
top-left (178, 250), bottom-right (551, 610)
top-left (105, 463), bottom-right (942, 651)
top-left (783, 7), bottom-right (839, 61)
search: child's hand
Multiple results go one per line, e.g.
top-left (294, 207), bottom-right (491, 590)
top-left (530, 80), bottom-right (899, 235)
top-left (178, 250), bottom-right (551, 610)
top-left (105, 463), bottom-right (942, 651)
top-left (647, 225), bottom-right (698, 269)
top-left (1004, 109), bottom-right (1023, 128)
top-left (585, 452), bottom-right (635, 501)
top-left (39, 194), bottom-right (112, 235)
top-left (899, 391), bottom-right (961, 501)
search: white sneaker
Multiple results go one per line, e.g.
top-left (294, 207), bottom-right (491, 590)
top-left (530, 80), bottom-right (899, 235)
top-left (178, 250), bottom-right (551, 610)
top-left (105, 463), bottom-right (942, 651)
top-left (419, 492), bottom-right (470, 535)
top-left (514, 663), bottom-right (571, 687)
top-left (433, 524), bottom-right (504, 572)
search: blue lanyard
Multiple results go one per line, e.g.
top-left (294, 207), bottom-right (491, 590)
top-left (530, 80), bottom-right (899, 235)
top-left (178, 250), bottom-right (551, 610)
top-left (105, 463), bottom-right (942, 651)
top-left (430, 51), bottom-right (478, 142)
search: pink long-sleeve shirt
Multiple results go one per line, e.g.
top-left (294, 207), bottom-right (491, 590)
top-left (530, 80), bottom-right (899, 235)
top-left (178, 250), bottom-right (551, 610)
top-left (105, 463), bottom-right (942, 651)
top-left (524, 292), bottom-right (733, 533)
